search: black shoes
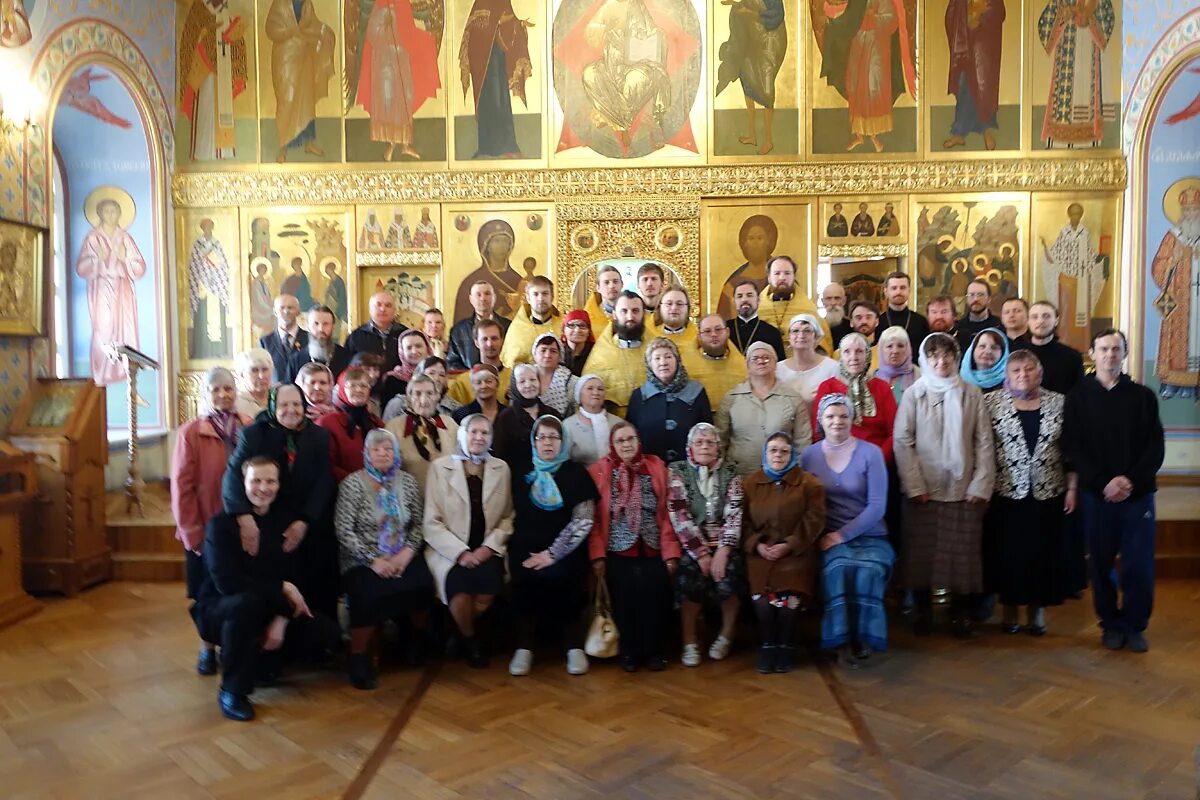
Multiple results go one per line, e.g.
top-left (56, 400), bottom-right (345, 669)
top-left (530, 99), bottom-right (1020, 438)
top-left (219, 690), bottom-right (254, 722)
top-left (197, 647), bottom-right (217, 676)
top-left (774, 646), bottom-right (794, 673)
top-left (464, 637), bottom-right (489, 669)
top-left (348, 653), bottom-right (378, 690)
top-left (645, 656), bottom-right (666, 672)
top-left (756, 645), bottom-right (777, 674)
top-left (619, 655), bottom-right (638, 673)
top-left (951, 619), bottom-right (979, 639)
top-left (1026, 624), bottom-right (1047, 637)
top-left (1126, 631), bottom-right (1149, 653)
top-left (1101, 629), bottom-right (1126, 650)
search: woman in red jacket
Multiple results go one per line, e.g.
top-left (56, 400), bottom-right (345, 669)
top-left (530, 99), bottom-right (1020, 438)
top-left (811, 332), bottom-right (898, 464)
top-left (588, 421), bottom-right (681, 672)
top-left (317, 367), bottom-right (384, 481)
top-left (171, 366), bottom-right (253, 676)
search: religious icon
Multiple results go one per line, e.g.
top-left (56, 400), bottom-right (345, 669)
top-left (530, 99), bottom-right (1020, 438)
top-left (0, 239), bottom-right (21, 317)
top-left (322, 258), bottom-right (349, 338)
top-left (1150, 179), bottom-right (1200, 399)
top-left (826, 203), bottom-right (849, 237)
top-left (915, 198), bottom-right (1023, 315)
top-left (877, 202), bottom-right (900, 236)
top-left (179, 0), bottom-right (250, 161)
top-left (249, 257), bottom-right (276, 338)
top-left (186, 218), bottom-right (234, 359)
top-left (1040, 202), bottom-right (1109, 351)
top-left (413, 207), bottom-right (439, 247)
top-left (811, 0), bottom-right (917, 153)
top-left (0, 218), bottom-right (41, 333)
top-left (458, 0), bottom-right (534, 159)
top-left (265, 0), bottom-right (336, 163)
top-left (61, 68), bottom-right (134, 129)
top-left (715, 213), bottom-right (777, 318)
top-left (527, 213), bottom-right (543, 231)
top-left (280, 256), bottom-right (315, 309)
top-left (76, 187), bottom-right (147, 386)
top-left (573, 226), bottom-right (598, 252)
top-left (942, 0), bottom-right (1004, 151)
top-left (655, 224), bottom-right (682, 251)
top-left (454, 213), bottom-right (470, 231)
top-left (453, 219), bottom-right (524, 320)
top-left (0, 0), bottom-right (32, 48)
top-left (359, 208), bottom-right (387, 250)
top-left (714, 0), bottom-right (786, 155)
top-left (851, 202), bottom-right (875, 236)
top-left (1036, 0), bottom-right (1115, 148)
top-left (552, 0), bottom-right (702, 159)
top-left (344, 0), bottom-right (443, 161)
top-left (369, 268), bottom-right (438, 328)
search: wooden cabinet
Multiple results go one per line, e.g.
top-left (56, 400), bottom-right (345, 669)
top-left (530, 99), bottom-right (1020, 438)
top-left (0, 446), bottom-right (40, 627)
top-left (8, 379), bottom-right (110, 595)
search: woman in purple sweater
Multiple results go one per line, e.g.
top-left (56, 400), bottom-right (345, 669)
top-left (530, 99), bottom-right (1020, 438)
top-left (800, 393), bottom-right (894, 669)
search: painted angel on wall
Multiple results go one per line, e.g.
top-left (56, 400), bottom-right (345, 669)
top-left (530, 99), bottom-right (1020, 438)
top-left (459, 0), bottom-right (533, 159)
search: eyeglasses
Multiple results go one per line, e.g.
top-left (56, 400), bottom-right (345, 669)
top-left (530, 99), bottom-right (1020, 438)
top-left (534, 434), bottom-right (562, 442)
top-left (565, 322), bottom-right (589, 330)
top-left (749, 355), bottom-right (774, 363)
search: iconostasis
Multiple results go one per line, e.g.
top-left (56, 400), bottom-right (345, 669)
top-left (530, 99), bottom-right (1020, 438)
top-left (172, 0), bottom-right (1128, 419)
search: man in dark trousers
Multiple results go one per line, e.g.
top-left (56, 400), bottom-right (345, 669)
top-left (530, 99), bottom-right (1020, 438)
top-left (447, 280), bottom-right (512, 370)
top-left (259, 294), bottom-right (308, 382)
top-left (344, 291), bottom-right (405, 372)
top-left (726, 278), bottom-right (786, 360)
top-left (1064, 330), bottom-right (1164, 653)
top-left (192, 456), bottom-right (339, 721)
top-left (283, 305), bottom-right (351, 383)
top-left (879, 271), bottom-right (930, 347)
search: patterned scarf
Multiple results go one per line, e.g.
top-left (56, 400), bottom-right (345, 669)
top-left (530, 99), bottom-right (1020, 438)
top-left (362, 431), bottom-right (410, 556)
top-left (335, 373), bottom-right (378, 440)
top-left (682, 423), bottom-right (730, 525)
top-left (388, 329), bottom-right (432, 381)
top-left (527, 416), bottom-right (571, 511)
top-left (264, 386), bottom-right (310, 468)
top-left (207, 409), bottom-right (242, 452)
top-left (600, 428), bottom-right (648, 535)
top-left (452, 413), bottom-right (492, 464)
top-left (644, 338), bottom-right (690, 397)
top-left (404, 411), bottom-right (446, 462)
top-left (836, 334), bottom-right (876, 425)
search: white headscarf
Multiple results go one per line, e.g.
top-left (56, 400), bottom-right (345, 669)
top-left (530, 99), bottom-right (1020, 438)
top-left (916, 333), bottom-right (965, 482)
top-left (574, 373), bottom-right (610, 456)
top-left (453, 413), bottom-right (492, 465)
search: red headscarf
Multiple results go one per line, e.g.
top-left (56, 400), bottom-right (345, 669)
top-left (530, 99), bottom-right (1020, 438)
top-left (599, 423), bottom-right (649, 535)
top-left (335, 371), bottom-right (384, 438)
top-left (561, 308), bottom-right (595, 350)
top-left (388, 328), bottom-right (433, 381)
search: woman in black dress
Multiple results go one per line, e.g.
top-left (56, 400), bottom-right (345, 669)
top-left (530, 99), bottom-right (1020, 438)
top-left (507, 415), bottom-right (599, 677)
top-left (493, 363), bottom-right (559, 470)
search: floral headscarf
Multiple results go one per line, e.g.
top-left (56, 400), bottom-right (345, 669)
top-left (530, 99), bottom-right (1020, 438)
top-left (362, 428), bottom-right (411, 556)
top-left (527, 416), bottom-right (571, 510)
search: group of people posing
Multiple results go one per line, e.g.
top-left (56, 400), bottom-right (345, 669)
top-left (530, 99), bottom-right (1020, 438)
top-left (173, 260), bottom-right (1164, 722)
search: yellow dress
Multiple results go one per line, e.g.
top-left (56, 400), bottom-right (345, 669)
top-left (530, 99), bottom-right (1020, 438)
top-left (447, 364), bottom-right (512, 406)
top-left (581, 330), bottom-right (647, 413)
top-left (757, 287), bottom-right (832, 356)
top-left (499, 306), bottom-right (562, 368)
top-left (681, 342), bottom-right (747, 409)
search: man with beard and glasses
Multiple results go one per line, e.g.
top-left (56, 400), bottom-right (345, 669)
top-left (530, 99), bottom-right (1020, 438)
top-left (584, 264), bottom-right (626, 334)
top-left (583, 290), bottom-right (651, 413)
top-left (447, 280), bottom-right (513, 371)
top-left (957, 278), bottom-right (1001, 351)
top-left (726, 279), bottom-right (786, 360)
top-left (651, 285), bottom-right (699, 349)
top-left (926, 294), bottom-right (960, 341)
top-left (260, 294), bottom-right (308, 382)
top-left (682, 313), bottom-right (747, 407)
top-left (637, 262), bottom-right (667, 312)
top-left (758, 256), bottom-right (829, 355)
top-left (500, 276), bottom-right (563, 368)
top-left (448, 319), bottom-right (511, 405)
top-left (284, 305), bottom-right (350, 383)
top-left (821, 282), bottom-right (853, 353)
top-left (879, 272), bottom-right (929, 348)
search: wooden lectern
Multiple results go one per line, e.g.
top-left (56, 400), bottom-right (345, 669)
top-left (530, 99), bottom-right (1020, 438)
top-left (0, 444), bottom-right (41, 626)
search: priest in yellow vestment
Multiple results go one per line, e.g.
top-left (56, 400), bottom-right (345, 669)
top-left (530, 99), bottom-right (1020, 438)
top-left (582, 290), bottom-right (649, 413)
top-left (681, 313), bottom-right (747, 408)
top-left (650, 285), bottom-right (699, 350)
top-left (499, 276), bottom-right (563, 367)
top-left (756, 256), bottom-right (830, 355)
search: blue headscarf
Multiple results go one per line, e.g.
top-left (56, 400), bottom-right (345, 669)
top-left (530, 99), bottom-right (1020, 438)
top-left (960, 328), bottom-right (1009, 390)
top-left (362, 428), bottom-right (410, 556)
top-left (760, 432), bottom-right (798, 482)
top-left (527, 415), bottom-right (571, 510)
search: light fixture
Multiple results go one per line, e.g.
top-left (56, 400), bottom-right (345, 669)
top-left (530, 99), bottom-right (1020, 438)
top-left (0, 89), bottom-right (36, 159)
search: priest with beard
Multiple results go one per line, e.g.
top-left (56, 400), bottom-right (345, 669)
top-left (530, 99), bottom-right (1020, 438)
top-left (820, 282), bottom-right (854, 353)
top-left (757, 256), bottom-right (831, 355)
top-left (726, 278), bottom-right (786, 360)
top-left (582, 290), bottom-right (650, 413)
top-left (682, 313), bottom-right (748, 408)
top-left (284, 305), bottom-right (351, 383)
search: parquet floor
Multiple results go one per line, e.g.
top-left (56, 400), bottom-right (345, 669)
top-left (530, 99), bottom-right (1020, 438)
top-left (1, 581), bottom-right (1198, 799)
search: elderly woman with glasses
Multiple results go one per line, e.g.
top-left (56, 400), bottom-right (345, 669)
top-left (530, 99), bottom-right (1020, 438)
top-left (716, 341), bottom-right (812, 476)
top-left (423, 414), bottom-right (514, 668)
top-left (666, 423), bottom-right (744, 667)
top-left (588, 421), bottom-right (681, 672)
top-left (316, 367), bottom-right (384, 481)
top-left (382, 356), bottom-right (463, 421)
top-left (507, 416), bottom-right (599, 677)
top-left (627, 337), bottom-right (713, 464)
top-left (801, 394), bottom-right (894, 668)
top-left (335, 429), bottom-right (433, 690)
top-left (894, 333), bottom-right (995, 638)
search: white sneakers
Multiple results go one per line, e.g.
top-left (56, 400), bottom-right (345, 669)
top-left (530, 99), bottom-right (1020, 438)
top-left (681, 644), bottom-right (702, 667)
top-left (510, 648), bottom-right (590, 676)
top-left (708, 635), bottom-right (733, 661)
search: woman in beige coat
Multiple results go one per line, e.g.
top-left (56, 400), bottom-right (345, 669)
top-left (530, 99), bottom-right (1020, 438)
top-left (894, 333), bottom-right (995, 638)
top-left (386, 374), bottom-right (459, 495)
top-left (715, 341), bottom-right (812, 476)
top-left (423, 414), bottom-right (514, 667)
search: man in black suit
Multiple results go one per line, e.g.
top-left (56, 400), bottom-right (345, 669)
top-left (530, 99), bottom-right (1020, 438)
top-left (259, 294), bottom-right (308, 382)
top-left (446, 280), bottom-right (512, 370)
top-left (344, 291), bottom-right (405, 372)
top-left (283, 305), bottom-right (351, 383)
top-left (194, 456), bottom-right (339, 721)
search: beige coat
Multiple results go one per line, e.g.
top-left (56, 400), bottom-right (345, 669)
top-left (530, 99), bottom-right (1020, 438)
top-left (385, 413), bottom-right (459, 495)
top-left (715, 379), bottom-right (812, 475)
top-left (893, 380), bottom-right (995, 502)
top-left (423, 455), bottom-right (515, 603)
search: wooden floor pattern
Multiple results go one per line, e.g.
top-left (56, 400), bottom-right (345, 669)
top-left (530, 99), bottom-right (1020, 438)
top-left (1, 582), bottom-right (1198, 799)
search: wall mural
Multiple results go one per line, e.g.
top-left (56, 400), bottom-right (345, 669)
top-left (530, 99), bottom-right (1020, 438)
top-left (701, 200), bottom-right (810, 319)
top-left (0, 0), bottom-right (33, 48)
top-left (177, 209), bottom-right (241, 368)
top-left (178, 0), bottom-right (255, 164)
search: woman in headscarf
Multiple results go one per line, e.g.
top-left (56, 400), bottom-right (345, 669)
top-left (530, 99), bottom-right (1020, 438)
top-left (560, 309), bottom-right (595, 376)
top-left (383, 355), bottom-right (462, 421)
top-left (776, 314), bottom-right (839, 404)
top-left (423, 414), bottom-right (514, 668)
top-left (530, 332), bottom-right (579, 417)
top-left (960, 328), bottom-right (1009, 394)
top-left (296, 361), bottom-right (338, 420)
top-left (984, 350), bottom-right (1074, 636)
top-left (451, 363), bottom-right (507, 425)
top-left (380, 328), bottom-right (432, 408)
top-left (349, 351), bottom-right (386, 417)
top-left (506, 416), bottom-right (599, 677)
top-left (335, 428), bottom-right (433, 690)
top-left (666, 422), bottom-right (744, 668)
top-left (172, 366), bottom-right (254, 676)
top-left (894, 333), bottom-right (995, 638)
top-left (742, 432), bottom-right (825, 674)
top-left (317, 367), bottom-right (384, 481)
top-left (222, 383), bottom-right (338, 617)
top-left (873, 325), bottom-right (920, 405)
top-left (811, 332), bottom-right (898, 464)
top-left (588, 421), bottom-right (680, 672)
top-left (234, 348), bottom-right (273, 418)
top-left (801, 394), bottom-right (894, 669)
top-left (493, 363), bottom-right (559, 470)
top-left (564, 374), bottom-right (623, 466)
top-left (627, 337), bottom-right (713, 464)
top-left (384, 374), bottom-right (459, 494)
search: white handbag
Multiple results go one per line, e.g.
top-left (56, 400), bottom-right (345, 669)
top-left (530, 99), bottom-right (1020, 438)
top-left (584, 576), bottom-right (620, 658)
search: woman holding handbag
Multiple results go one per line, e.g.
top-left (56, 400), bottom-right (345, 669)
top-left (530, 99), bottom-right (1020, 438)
top-left (588, 421), bottom-right (681, 672)
top-left (506, 415), bottom-right (599, 677)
